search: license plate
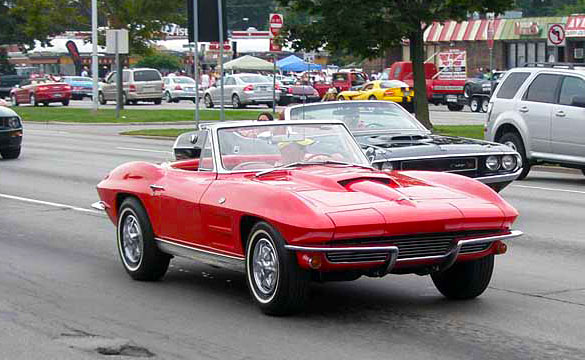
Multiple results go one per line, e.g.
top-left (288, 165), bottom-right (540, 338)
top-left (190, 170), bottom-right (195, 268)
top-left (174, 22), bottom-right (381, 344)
top-left (185, 87), bottom-right (194, 91)
top-left (446, 95), bottom-right (457, 103)
top-left (54, 93), bottom-right (62, 98)
top-left (299, 95), bottom-right (307, 100)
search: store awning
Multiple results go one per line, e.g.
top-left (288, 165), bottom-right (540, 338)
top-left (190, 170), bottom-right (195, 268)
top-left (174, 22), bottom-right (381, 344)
top-left (424, 16), bottom-right (567, 43)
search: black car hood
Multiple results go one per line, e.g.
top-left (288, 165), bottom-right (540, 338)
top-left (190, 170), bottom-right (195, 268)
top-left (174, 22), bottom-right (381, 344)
top-left (353, 131), bottom-right (513, 161)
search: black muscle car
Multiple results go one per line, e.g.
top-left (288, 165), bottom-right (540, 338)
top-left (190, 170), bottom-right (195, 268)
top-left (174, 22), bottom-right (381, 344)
top-left (283, 100), bottom-right (521, 192)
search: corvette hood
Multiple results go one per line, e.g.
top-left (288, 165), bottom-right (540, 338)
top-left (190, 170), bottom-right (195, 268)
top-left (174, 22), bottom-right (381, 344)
top-left (254, 167), bottom-right (507, 238)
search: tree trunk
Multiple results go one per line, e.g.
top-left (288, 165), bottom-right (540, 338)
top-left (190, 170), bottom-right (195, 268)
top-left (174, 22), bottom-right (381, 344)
top-left (409, 27), bottom-right (432, 130)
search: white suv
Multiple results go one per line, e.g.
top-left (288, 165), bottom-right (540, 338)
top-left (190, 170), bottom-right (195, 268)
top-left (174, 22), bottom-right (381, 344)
top-left (485, 64), bottom-right (585, 179)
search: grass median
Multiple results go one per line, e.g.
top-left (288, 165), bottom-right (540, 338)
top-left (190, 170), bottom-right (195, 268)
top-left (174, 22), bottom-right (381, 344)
top-left (121, 125), bottom-right (485, 140)
top-left (14, 107), bottom-right (265, 123)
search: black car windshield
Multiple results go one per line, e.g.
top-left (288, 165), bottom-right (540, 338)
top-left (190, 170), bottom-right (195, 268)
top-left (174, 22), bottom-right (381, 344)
top-left (289, 102), bottom-right (424, 132)
top-left (217, 123), bottom-right (370, 172)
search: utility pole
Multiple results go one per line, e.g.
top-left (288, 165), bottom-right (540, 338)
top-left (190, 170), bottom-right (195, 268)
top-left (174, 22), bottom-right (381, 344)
top-left (91, 0), bottom-right (98, 113)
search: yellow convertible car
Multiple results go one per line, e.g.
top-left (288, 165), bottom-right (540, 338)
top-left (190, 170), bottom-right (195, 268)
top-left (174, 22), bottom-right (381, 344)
top-left (337, 80), bottom-right (414, 112)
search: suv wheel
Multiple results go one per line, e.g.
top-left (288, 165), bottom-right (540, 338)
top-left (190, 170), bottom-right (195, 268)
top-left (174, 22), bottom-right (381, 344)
top-left (481, 98), bottom-right (489, 113)
top-left (447, 103), bottom-right (464, 111)
top-left (499, 132), bottom-right (531, 180)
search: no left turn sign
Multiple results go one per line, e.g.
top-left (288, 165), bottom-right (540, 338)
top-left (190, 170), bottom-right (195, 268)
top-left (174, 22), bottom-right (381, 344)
top-left (548, 24), bottom-right (566, 47)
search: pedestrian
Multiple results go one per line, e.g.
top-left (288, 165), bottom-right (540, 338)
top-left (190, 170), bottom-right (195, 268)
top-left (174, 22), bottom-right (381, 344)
top-left (201, 71), bottom-right (210, 90)
top-left (257, 112), bottom-right (274, 121)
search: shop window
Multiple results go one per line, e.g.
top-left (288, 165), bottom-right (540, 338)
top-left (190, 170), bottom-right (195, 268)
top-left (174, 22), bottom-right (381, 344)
top-left (537, 42), bottom-right (546, 63)
top-left (518, 43), bottom-right (526, 66)
top-left (527, 43), bottom-right (536, 64)
top-left (508, 43), bottom-right (517, 68)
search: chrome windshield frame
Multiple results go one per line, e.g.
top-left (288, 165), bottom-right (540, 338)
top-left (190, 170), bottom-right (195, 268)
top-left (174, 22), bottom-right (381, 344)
top-left (206, 120), bottom-right (371, 175)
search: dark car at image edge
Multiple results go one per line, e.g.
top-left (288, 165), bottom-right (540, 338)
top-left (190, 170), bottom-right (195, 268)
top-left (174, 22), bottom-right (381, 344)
top-left (0, 106), bottom-right (23, 159)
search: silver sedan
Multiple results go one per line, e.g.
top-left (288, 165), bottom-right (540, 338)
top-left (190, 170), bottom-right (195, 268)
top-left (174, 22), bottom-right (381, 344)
top-left (204, 73), bottom-right (280, 108)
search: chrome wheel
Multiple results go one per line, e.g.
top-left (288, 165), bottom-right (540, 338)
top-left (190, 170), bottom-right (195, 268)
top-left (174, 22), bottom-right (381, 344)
top-left (252, 237), bottom-right (279, 297)
top-left (121, 213), bottom-right (143, 270)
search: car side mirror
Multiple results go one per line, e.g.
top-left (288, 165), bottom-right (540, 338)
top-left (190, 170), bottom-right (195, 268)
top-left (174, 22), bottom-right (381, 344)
top-left (571, 96), bottom-right (585, 108)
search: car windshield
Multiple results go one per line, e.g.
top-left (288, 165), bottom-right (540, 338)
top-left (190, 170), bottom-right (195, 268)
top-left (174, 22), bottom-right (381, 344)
top-left (217, 123), bottom-right (370, 172)
top-left (174, 77), bottom-right (195, 84)
top-left (289, 102), bottom-right (423, 132)
top-left (239, 75), bottom-right (268, 83)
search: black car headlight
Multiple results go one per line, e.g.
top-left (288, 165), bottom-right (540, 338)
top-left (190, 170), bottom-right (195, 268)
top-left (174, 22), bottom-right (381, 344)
top-left (7, 117), bottom-right (21, 128)
top-left (485, 156), bottom-right (500, 171)
top-left (501, 155), bottom-right (517, 171)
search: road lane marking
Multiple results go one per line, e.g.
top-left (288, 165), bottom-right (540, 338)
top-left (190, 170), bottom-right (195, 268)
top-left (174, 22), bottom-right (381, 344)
top-left (116, 147), bottom-right (172, 154)
top-left (511, 184), bottom-right (585, 195)
top-left (0, 193), bottom-right (104, 215)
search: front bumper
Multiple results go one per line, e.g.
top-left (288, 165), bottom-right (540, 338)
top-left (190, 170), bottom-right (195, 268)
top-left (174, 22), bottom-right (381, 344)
top-left (285, 230), bottom-right (522, 274)
top-left (0, 129), bottom-right (23, 149)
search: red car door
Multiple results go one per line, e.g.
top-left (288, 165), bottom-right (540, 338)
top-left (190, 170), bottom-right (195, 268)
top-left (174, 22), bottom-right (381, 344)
top-left (157, 133), bottom-right (216, 247)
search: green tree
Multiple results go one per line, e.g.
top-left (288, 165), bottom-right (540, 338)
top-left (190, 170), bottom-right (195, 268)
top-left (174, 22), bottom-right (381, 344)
top-left (0, 48), bottom-right (15, 74)
top-left (135, 52), bottom-right (183, 72)
top-left (1, 0), bottom-right (83, 47)
top-left (225, 0), bottom-right (277, 31)
top-left (556, 0), bottom-right (584, 15)
top-left (277, 0), bottom-right (514, 129)
top-left (1, 0), bottom-right (186, 55)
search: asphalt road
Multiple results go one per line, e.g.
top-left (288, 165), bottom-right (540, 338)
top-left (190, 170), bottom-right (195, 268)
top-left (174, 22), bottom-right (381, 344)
top-left (1, 127), bottom-right (584, 359)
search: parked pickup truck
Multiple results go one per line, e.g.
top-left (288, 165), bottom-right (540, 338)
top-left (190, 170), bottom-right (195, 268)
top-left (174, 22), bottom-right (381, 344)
top-left (313, 71), bottom-right (369, 98)
top-left (0, 74), bottom-right (27, 99)
top-left (381, 62), bottom-right (466, 111)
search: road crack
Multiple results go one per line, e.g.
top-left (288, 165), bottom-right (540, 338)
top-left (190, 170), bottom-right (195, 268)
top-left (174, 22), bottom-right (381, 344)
top-left (489, 286), bottom-right (585, 307)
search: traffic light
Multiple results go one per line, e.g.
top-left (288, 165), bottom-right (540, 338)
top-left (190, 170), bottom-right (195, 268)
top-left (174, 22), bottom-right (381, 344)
top-left (187, 0), bottom-right (227, 43)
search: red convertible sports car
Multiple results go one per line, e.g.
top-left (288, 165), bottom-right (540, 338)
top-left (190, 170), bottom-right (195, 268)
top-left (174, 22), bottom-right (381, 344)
top-left (10, 77), bottom-right (72, 107)
top-left (94, 120), bottom-right (522, 315)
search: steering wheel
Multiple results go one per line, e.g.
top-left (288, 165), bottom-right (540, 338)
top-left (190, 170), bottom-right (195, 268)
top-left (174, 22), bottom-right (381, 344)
top-left (366, 123), bottom-right (386, 129)
top-left (305, 153), bottom-right (334, 162)
top-left (231, 162), bottom-right (273, 171)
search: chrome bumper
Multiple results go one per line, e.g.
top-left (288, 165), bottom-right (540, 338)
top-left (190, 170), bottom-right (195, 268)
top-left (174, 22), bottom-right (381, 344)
top-left (285, 230), bottom-right (523, 274)
top-left (91, 201), bottom-right (107, 211)
top-left (476, 168), bottom-right (523, 184)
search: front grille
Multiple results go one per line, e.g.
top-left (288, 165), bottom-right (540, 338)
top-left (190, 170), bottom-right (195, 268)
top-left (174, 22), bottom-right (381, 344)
top-left (393, 236), bottom-right (453, 259)
top-left (331, 230), bottom-right (502, 261)
top-left (326, 251), bottom-right (389, 263)
top-left (460, 243), bottom-right (491, 254)
top-left (400, 157), bottom-right (477, 173)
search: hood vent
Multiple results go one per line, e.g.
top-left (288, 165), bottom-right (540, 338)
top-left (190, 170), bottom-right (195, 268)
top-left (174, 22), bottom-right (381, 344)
top-left (338, 177), bottom-right (391, 187)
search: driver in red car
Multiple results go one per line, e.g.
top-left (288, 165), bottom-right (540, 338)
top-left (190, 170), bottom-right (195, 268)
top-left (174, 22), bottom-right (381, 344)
top-left (277, 139), bottom-right (315, 165)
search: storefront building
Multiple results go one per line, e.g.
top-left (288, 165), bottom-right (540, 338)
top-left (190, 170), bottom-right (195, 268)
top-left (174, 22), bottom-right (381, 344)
top-left (566, 14), bottom-right (585, 62)
top-left (420, 16), bottom-right (567, 72)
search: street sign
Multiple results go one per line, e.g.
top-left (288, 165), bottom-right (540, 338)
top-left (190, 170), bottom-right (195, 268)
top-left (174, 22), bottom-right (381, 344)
top-left (106, 29), bottom-right (129, 54)
top-left (548, 23), bottom-right (566, 47)
top-left (269, 13), bottom-right (283, 38)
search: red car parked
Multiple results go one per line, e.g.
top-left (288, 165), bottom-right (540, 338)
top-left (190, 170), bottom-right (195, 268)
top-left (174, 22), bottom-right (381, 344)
top-left (10, 77), bottom-right (72, 107)
top-left (94, 120), bottom-right (522, 315)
